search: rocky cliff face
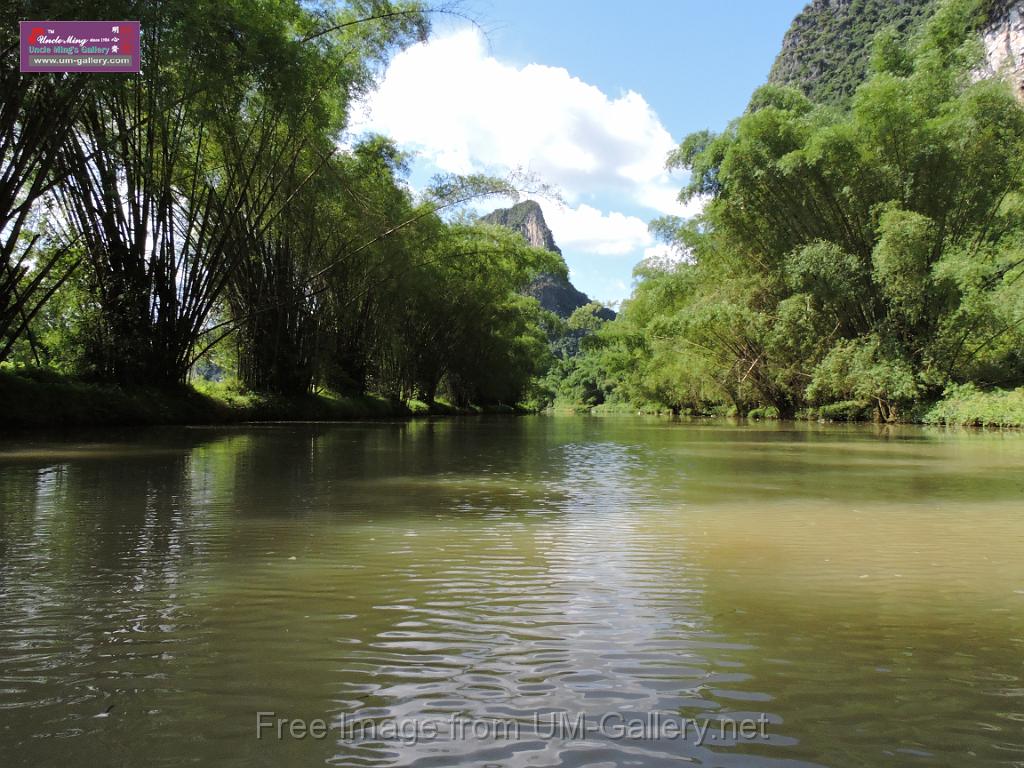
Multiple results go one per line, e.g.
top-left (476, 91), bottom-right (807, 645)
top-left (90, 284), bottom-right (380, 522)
top-left (488, 199), bottom-right (562, 254)
top-left (977, 1), bottom-right (1024, 99)
top-left (768, 0), bottom-right (933, 104)
top-left (480, 201), bottom-right (615, 320)
top-left (770, 0), bottom-right (1024, 104)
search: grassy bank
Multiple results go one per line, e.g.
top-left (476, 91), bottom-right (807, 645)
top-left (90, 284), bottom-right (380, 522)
top-left (0, 368), bottom-right (515, 430)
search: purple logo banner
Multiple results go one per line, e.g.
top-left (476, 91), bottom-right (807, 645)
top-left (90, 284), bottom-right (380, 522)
top-left (20, 20), bottom-right (140, 73)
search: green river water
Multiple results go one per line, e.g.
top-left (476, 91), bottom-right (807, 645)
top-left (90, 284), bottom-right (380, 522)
top-left (0, 417), bottom-right (1022, 767)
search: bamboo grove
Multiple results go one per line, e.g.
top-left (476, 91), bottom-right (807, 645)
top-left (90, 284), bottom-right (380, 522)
top-left (1, 0), bottom-right (561, 405)
top-left (541, 0), bottom-right (1024, 423)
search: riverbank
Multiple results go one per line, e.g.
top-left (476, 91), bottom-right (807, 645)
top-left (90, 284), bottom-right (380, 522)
top-left (6, 368), bottom-right (1021, 430)
top-left (0, 369), bottom-right (516, 430)
top-left (557, 387), bottom-right (1024, 428)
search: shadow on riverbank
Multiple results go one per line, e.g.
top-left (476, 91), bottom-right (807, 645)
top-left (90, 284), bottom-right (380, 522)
top-left (0, 369), bottom-right (518, 429)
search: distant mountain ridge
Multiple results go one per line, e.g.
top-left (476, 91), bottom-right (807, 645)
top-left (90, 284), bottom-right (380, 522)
top-left (480, 200), bottom-right (615, 320)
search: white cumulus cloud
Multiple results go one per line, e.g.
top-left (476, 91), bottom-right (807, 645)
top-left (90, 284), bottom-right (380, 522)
top-left (351, 28), bottom-right (699, 223)
top-left (544, 204), bottom-right (652, 256)
top-left (354, 29), bottom-right (677, 198)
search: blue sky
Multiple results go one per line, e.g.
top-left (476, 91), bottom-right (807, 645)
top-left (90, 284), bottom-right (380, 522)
top-left (351, 0), bottom-right (808, 304)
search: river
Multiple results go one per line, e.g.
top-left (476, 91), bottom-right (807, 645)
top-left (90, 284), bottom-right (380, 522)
top-left (1, 417), bottom-right (1022, 767)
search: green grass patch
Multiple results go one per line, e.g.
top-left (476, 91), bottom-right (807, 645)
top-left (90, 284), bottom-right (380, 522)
top-left (0, 367), bottom-right (233, 429)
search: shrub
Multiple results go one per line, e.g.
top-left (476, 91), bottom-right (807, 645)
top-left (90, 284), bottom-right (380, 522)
top-left (748, 405), bottom-right (781, 420)
top-left (923, 384), bottom-right (1024, 427)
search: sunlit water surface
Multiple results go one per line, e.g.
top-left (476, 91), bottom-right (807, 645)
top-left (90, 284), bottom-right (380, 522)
top-left (1, 417), bottom-right (1022, 767)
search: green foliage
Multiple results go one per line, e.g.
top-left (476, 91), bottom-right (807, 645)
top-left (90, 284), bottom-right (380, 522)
top-left (567, 302), bottom-right (607, 334)
top-left (3, 0), bottom-right (561, 412)
top-left (872, 208), bottom-right (937, 324)
top-left (923, 383), bottom-right (1024, 426)
top-left (747, 405), bottom-right (780, 420)
top-left (768, 0), bottom-right (936, 105)
top-left (871, 27), bottom-right (916, 77)
top-left (555, 0), bottom-right (1024, 423)
top-left (806, 336), bottom-right (919, 421)
top-left (667, 129), bottom-right (727, 198)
